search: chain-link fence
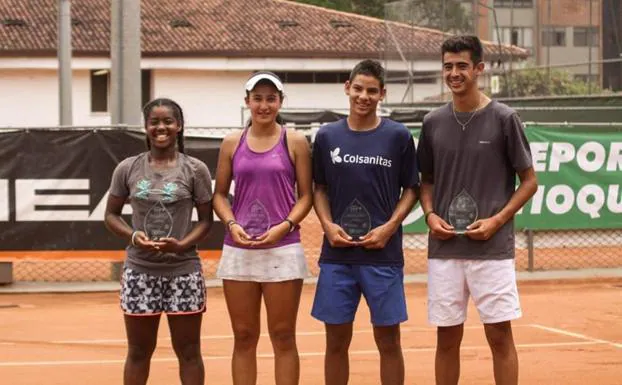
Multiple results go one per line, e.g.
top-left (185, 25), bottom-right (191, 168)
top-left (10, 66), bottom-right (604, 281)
top-left (7, 214), bottom-right (622, 282)
top-left (2, 121), bottom-right (622, 283)
top-left (382, 0), bottom-right (621, 103)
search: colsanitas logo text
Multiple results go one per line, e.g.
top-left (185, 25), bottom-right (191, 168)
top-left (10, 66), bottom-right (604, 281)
top-left (330, 147), bottom-right (392, 167)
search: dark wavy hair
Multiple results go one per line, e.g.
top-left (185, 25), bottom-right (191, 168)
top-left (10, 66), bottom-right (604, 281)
top-left (441, 35), bottom-right (484, 64)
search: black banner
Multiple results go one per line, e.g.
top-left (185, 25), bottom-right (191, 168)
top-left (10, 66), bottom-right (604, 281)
top-left (0, 129), bottom-right (225, 251)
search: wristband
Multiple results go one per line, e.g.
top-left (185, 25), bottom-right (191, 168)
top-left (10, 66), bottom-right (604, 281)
top-left (226, 219), bottom-right (238, 231)
top-left (424, 211), bottom-right (435, 224)
top-left (130, 231), bottom-right (139, 246)
top-left (284, 218), bottom-right (295, 232)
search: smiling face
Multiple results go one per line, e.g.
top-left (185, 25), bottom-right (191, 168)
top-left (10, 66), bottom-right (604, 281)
top-left (145, 105), bottom-right (181, 150)
top-left (345, 74), bottom-right (386, 118)
top-left (245, 82), bottom-right (283, 125)
top-left (442, 50), bottom-right (484, 96)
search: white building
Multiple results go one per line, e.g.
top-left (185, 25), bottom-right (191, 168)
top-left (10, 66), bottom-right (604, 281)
top-left (0, 0), bottom-right (526, 128)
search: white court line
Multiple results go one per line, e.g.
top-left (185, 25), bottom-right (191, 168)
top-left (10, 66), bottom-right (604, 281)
top-left (49, 325), bottom-right (528, 345)
top-left (529, 323), bottom-right (622, 349)
top-left (0, 341), bottom-right (604, 368)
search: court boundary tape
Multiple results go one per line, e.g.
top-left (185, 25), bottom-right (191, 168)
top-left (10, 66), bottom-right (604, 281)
top-left (0, 324), bottom-right (619, 368)
top-left (0, 341), bottom-right (609, 368)
top-left (529, 323), bottom-right (622, 349)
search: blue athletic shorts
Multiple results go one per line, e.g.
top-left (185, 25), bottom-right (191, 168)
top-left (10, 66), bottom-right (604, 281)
top-left (311, 263), bottom-right (407, 326)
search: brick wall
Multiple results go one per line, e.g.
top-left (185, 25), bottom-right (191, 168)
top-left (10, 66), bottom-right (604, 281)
top-left (538, 0), bottom-right (601, 26)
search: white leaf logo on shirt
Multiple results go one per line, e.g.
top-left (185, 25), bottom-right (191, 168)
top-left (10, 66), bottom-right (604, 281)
top-left (330, 147), bottom-right (342, 164)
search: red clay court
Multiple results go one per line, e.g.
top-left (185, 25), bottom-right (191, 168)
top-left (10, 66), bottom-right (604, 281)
top-left (1, 279), bottom-right (621, 384)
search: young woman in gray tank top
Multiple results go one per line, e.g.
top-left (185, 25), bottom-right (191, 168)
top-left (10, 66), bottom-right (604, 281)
top-left (212, 72), bottom-right (313, 385)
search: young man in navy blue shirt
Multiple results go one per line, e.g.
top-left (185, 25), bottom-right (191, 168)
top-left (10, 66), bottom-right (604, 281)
top-left (311, 59), bottom-right (420, 385)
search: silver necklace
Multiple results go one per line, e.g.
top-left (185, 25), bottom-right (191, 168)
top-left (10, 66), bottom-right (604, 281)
top-left (452, 97), bottom-right (483, 131)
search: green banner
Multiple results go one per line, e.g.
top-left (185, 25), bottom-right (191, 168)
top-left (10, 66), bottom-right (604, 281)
top-left (404, 124), bottom-right (622, 232)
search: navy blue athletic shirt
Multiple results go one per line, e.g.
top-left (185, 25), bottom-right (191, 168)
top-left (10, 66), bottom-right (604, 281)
top-left (312, 118), bottom-right (420, 266)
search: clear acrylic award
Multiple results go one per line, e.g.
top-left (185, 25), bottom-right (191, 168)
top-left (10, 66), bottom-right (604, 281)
top-left (239, 199), bottom-right (271, 237)
top-left (143, 200), bottom-right (174, 240)
top-left (340, 199), bottom-right (372, 241)
top-left (447, 189), bottom-right (478, 234)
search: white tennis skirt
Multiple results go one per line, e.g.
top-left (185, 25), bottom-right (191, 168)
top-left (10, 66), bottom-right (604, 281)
top-left (216, 242), bottom-right (309, 282)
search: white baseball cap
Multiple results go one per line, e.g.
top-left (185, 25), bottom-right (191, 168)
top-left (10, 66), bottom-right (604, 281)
top-left (245, 71), bottom-right (284, 92)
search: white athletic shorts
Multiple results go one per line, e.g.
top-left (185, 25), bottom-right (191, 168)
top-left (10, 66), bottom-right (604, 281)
top-left (216, 242), bottom-right (309, 282)
top-left (427, 258), bottom-right (522, 327)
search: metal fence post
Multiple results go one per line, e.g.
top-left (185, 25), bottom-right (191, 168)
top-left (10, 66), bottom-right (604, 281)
top-left (110, 262), bottom-right (123, 282)
top-left (527, 229), bottom-right (534, 272)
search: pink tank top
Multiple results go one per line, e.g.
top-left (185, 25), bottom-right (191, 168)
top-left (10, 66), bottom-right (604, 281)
top-left (224, 127), bottom-right (300, 249)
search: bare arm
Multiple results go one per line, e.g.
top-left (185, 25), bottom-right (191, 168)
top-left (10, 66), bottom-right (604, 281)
top-left (104, 194), bottom-right (158, 250)
top-left (211, 131), bottom-right (256, 246)
top-left (313, 183), bottom-right (333, 231)
top-left (158, 200), bottom-right (213, 251)
top-left (496, 167), bottom-right (538, 224)
top-left (313, 184), bottom-right (356, 247)
top-left (420, 174), bottom-right (456, 240)
top-left (358, 186), bottom-right (419, 249)
top-left (284, 130), bottom-right (313, 226)
top-left (466, 167), bottom-right (538, 240)
top-left (212, 132), bottom-right (239, 225)
top-left (104, 194), bottom-right (133, 241)
top-left (419, 176), bottom-right (434, 218)
top-left (387, 187), bottom-right (419, 229)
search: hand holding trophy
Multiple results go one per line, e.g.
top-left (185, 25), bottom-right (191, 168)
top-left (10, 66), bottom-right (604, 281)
top-left (447, 189), bottom-right (478, 235)
top-left (339, 198), bottom-right (372, 242)
top-left (237, 199), bottom-right (271, 241)
top-left (143, 200), bottom-right (174, 241)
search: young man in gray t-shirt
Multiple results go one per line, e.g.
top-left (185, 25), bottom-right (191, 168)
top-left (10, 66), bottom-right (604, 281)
top-left (416, 36), bottom-right (537, 385)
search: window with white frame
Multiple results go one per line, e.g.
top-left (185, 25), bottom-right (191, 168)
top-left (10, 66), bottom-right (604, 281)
top-left (90, 69), bottom-right (109, 113)
top-left (273, 71), bottom-right (351, 84)
top-left (494, 27), bottom-right (533, 50)
top-left (90, 69), bottom-right (152, 113)
top-left (541, 27), bottom-right (566, 47)
top-left (493, 0), bottom-right (533, 7)
top-left (573, 27), bottom-right (599, 47)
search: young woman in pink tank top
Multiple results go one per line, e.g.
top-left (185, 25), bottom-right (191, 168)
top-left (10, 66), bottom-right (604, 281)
top-left (212, 71), bottom-right (313, 385)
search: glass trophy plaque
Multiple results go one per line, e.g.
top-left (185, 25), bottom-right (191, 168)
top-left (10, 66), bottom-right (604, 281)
top-left (143, 200), bottom-right (174, 240)
top-left (447, 189), bottom-right (478, 234)
top-left (339, 199), bottom-right (372, 241)
top-left (239, 199), bottom-right (271, 238)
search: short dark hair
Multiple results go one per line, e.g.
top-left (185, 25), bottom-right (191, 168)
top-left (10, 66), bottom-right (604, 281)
top-left (349, 59), bottom-right (385, 88)
top-left (441, 35), bottom-right (484, 65)
top-left (142, 98), bottom-right (185, 153)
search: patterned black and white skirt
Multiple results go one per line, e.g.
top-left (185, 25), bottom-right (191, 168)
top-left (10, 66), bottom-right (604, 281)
top-left (120, 267), bottom-right (206, 316)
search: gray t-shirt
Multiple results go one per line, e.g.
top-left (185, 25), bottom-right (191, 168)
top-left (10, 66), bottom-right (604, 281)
top-left (109, 152), bottom-right (213, 276)
top-left (417, 100), bottom-right (533, 260)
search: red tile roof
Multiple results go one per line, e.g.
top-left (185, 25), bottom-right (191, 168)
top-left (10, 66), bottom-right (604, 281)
top-left (0, 0), bottom-right (528, 60)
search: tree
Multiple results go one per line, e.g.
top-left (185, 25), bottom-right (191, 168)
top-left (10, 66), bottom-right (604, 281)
top-left (498, 67), bottom-right (603, 97)
top-left (292, 0), bottom-right (354, 13)
top-left (293, 0), bottom-right (472, 34)
top-left (384, 0), bottom-right (472, 34)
